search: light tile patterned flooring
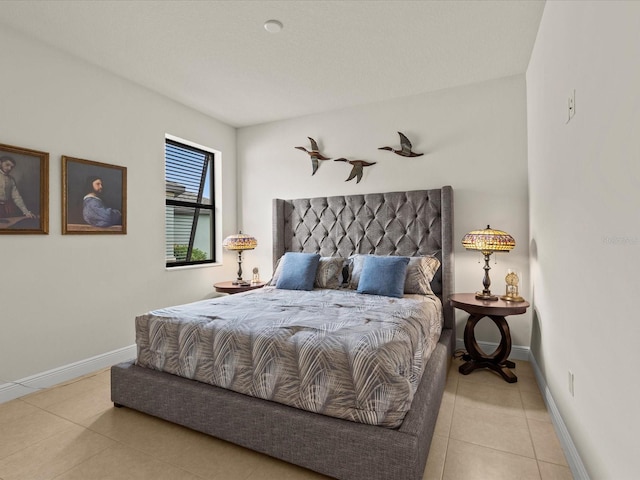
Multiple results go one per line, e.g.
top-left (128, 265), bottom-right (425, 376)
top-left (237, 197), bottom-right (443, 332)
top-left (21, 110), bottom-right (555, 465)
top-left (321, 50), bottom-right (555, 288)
top-left (0, 358), bottom-right (573, 480)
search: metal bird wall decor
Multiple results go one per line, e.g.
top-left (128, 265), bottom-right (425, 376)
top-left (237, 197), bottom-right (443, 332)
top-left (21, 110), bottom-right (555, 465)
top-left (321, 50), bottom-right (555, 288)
top-left (334, 158), bottom-right (376, 184)
top-left (379, 132), bottom-right (424, 157)
top-left (295, 137), bottom-right (331, 175)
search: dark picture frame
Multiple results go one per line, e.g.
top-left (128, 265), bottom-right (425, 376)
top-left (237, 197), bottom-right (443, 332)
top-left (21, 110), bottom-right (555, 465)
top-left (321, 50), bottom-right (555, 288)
top-left (62, 156), bottom-right (127, 234)
top-left (0, 142), bottom-right (49, 234)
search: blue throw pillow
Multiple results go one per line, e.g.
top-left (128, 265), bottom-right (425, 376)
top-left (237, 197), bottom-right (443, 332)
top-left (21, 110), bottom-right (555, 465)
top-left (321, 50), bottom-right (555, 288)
top-left (275, 252), bottom-right (321, 291)
top-left (357, 255), bottom-right (410, 298)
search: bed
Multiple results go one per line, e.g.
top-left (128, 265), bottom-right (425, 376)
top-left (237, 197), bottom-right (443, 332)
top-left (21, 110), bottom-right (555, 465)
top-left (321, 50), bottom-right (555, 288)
top-left (111, 186), bottom-right (454, 480)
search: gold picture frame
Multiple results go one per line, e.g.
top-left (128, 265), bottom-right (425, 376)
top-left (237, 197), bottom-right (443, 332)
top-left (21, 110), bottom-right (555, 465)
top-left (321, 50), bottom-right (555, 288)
top-left (0, 142), bottom-right (49, 234)
top-left (62, 156), bottom-right (127, 234)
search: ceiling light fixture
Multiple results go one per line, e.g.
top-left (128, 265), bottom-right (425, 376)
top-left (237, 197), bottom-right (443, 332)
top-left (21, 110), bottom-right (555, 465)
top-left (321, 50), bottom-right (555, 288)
top-left (264, 19), bottom-right (283, 33)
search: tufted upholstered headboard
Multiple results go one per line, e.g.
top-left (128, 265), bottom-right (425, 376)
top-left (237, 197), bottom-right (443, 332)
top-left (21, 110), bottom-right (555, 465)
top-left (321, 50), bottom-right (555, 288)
top-left (272, 187), bottom-right (455, 338)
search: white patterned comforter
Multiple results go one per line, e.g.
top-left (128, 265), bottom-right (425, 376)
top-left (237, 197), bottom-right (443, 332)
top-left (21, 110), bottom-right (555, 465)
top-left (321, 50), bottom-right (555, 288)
top-left (135, 287), bottom-right (442, 427)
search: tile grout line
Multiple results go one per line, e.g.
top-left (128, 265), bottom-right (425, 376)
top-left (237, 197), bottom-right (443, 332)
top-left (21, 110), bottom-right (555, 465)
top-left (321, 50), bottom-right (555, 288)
top-left (449, 437), bottom-right (539, 463)
top-left (448, 367), bottom-right (543, 466)
top-left (49, 440), bottom-right (115, 480)
top-left (519, 387), bottom-right (545, 479)
top-left (0, 424), bottom-right (109, 480)
top-left (29, 376), bottom-right (362, 479)
top-left (524, 414), bottom-right (572, 469)
top-left (437, 435), bottom-right (451, 480)
top-left (437, 367), bottom-right (458, 480)
top-left (0, 384), bottom-right (120, 474)
top-left (0, 406), bottom-right (78, 463)
top-left (48, 432), bottom-right (213, 480)
top-left (451, 369), bottom-right (533, 461)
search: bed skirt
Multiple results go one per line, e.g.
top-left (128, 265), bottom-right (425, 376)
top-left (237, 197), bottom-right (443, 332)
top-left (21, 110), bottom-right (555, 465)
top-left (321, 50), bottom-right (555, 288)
top-left (111, 328), bottom-right (451, 480)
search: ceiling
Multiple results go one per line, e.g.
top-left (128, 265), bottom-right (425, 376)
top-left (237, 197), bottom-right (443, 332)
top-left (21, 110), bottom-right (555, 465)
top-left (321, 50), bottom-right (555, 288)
top-left (0, 0), bottom-right (545, 128)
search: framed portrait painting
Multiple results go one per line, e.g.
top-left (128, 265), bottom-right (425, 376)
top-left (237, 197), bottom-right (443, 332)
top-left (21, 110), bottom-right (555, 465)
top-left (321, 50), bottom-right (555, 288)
top-left (0, 143), bottom-right (49, 234)
top-left (62, 156), bottom-right (127, 234)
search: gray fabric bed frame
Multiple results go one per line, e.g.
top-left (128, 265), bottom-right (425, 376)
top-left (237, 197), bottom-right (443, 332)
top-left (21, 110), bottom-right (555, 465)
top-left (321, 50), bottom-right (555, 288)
top-left (111, 186), bottom-right (454, 480)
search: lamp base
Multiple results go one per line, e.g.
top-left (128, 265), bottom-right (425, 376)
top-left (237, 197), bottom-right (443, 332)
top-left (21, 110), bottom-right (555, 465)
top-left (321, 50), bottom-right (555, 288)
top-left (475, 291), bottom-right (498, 301)
top-left (233, 280), bottom-right (250, 286)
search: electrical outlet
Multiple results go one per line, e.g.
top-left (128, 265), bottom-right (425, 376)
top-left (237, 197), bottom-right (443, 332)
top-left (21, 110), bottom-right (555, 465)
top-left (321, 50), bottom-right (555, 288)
top-left (568, 370), bottom-right (575, 397)
top-left (567, 89), bottom-right (576, 123)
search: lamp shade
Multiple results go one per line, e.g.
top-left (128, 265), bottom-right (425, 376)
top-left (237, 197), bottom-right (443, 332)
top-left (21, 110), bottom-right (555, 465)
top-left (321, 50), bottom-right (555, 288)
top-left (222, 232), bottom-right (257, 251)
top-left (461, 225), bottom-right (515, 254)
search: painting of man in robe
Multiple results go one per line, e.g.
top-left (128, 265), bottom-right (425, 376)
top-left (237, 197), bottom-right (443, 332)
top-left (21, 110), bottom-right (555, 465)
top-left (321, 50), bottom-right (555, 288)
top-left (62, 156), bottom-right (127, 234)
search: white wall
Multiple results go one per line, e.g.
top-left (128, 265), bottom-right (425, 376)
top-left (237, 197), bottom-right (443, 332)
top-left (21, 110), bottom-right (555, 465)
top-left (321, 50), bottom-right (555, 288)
top-left (0, 26), bottom-right (238, 384)
top-left (527, 2), bottom-right (640, 478)
top-left (238, 76), bottom-right (530, 347)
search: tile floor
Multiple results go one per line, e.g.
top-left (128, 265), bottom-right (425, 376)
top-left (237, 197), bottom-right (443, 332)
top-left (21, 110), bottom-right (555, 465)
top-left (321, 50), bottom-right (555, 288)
top-left (0, 358), bottom-right (573, 480)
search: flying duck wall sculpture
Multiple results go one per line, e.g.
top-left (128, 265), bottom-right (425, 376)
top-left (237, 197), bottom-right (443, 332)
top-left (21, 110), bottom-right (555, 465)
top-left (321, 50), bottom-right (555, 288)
top-left (379, 131), bottom-right (424, 157)
top-left (295, 137), bottom-right (331, 175)
top-left (333, 158), bottom-right (376, 184)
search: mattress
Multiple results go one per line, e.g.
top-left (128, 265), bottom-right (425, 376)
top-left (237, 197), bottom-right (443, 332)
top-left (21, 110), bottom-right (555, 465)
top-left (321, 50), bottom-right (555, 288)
top-left (135, 287), bottom-right (443, 427)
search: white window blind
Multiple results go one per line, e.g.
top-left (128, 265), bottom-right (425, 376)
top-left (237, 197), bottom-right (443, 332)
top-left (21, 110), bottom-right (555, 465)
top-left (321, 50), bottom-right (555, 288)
top-left (165, 139), bottom-right (215, 267)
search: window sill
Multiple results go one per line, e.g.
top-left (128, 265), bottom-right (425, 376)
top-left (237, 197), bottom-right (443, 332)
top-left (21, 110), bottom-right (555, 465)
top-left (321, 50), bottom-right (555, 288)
top-left (165, 262), bottom-right (222, 272)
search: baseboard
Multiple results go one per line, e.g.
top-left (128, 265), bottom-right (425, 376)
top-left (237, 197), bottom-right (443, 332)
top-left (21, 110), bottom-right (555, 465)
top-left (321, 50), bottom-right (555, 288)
top-left (0, 344), bottom-right (136, 404)
top-left (455, 338), bottom-right (530, 361)
top-left (528, 354), bottom-right (590, 480)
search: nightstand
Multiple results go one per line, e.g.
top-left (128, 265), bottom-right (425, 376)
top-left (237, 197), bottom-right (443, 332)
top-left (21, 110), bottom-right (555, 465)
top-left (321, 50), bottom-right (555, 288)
top-left (449, 293), bottom-right (530, 383)
top-left (214, 281), bottom-right (266, 295)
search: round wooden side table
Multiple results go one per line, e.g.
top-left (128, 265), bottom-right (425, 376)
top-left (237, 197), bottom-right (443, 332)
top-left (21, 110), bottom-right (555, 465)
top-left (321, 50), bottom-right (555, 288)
top-left (214, 281), bottom-right (266, 294)
top-left (449, 293), bottom-right (530, 383)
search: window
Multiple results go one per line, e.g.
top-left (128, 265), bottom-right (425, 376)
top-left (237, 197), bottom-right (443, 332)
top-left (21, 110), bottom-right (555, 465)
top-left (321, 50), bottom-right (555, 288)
top-left (165, 138), bottom-right (215, 267)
